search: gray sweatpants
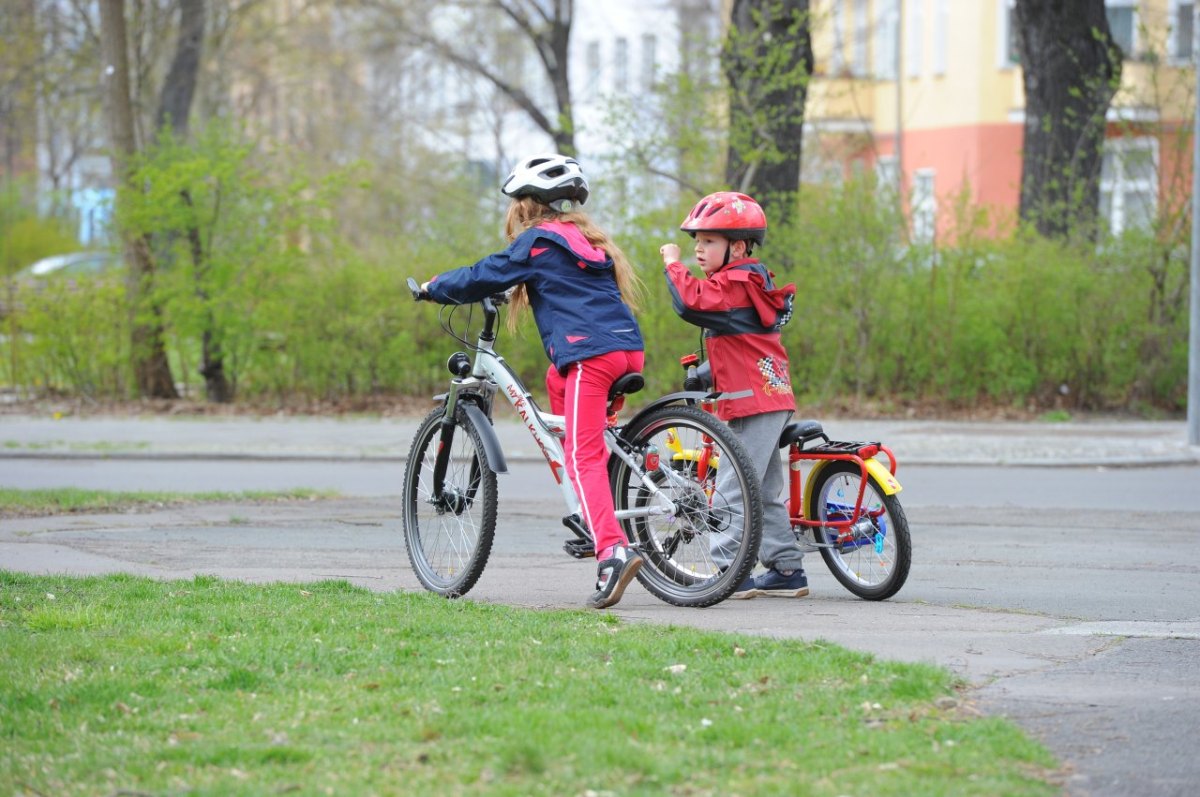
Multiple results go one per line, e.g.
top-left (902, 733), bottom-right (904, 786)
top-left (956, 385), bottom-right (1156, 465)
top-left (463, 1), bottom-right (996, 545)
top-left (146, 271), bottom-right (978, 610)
top-left (709, 410), bottom-right (806, 572)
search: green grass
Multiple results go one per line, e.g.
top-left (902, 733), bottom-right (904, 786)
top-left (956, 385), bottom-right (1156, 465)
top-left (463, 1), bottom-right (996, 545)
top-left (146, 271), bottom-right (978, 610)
top-left (0, 572), bottom-right (1059, 796)
top-left (0, 487), bottom-right (336, 517)
top-left (2, 439), bottom-right (152, 452)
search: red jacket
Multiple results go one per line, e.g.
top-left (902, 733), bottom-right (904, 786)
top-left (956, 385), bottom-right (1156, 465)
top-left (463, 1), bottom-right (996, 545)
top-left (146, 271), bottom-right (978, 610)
top-left (664, 257), bottom-right (796, 421)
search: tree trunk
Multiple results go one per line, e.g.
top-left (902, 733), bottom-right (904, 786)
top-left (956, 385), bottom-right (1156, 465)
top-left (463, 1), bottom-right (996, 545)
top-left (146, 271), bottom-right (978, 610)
top-left (723, 0), bottom-right (813, 220)
top-left (155, 0), bottom-right (205, 136)
top-left (1014, 0), bottom-right (1121, 240)
top-left (99, 0), bottom-right (178, 399)
top-left (180, 188), bottom-right (231, 403)
top-left (156, 0), bottom-right (230, 402)
top-left (1, 0), bottom-right (39, 180)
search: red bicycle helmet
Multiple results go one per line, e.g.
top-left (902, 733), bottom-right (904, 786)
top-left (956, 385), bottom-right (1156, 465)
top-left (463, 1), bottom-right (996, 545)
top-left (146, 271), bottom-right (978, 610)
top-left (680, 191), bottom-right (767, 246)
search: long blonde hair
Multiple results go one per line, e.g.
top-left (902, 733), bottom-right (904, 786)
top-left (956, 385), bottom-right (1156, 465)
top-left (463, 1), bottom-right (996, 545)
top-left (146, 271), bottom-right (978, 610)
top-left (502, 196), bottom-right (644, 330)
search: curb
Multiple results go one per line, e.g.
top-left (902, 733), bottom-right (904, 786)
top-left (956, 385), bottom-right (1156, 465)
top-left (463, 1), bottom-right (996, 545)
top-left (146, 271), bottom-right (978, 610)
top-left (3, 449), bottom-right (1198, 468)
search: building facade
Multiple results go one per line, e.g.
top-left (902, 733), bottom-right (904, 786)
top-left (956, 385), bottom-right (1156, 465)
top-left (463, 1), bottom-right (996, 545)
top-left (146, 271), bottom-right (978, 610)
top-left (804, 0), bottom-right (1196, 241)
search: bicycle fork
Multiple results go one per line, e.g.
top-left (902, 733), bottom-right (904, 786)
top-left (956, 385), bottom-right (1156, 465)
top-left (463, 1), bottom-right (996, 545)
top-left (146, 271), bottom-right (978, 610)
top-left (427, 378), bottom-right (509, 514)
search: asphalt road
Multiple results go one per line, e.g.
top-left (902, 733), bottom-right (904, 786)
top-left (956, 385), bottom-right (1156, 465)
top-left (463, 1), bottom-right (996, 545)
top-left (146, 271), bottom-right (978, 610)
top-left (3, 428), bottom-right (1200, 796)
top-left (6, 456), bottom-right (1200, 512)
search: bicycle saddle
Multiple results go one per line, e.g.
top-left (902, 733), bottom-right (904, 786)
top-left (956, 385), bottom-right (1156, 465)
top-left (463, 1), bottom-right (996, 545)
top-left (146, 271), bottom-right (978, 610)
top-left (607, 372), bottom-right (645, 401)
top-left (779, 420), bottom-right (826, 449)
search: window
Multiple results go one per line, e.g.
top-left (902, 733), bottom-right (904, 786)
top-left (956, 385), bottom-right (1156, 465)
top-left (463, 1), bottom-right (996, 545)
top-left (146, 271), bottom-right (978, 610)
top-left (614, 37), bottom-right (629, 93)
top-left (998, 0), bottom-right (1019, 68)
top-left (875, 0), bottom-right (898, 79)
top-left (1105, 0), bottom-right (1136, 58)
top-left (585, 41), bottom-right (601, 100)
top-left (831, 0), bottom-right (846, 73)
top-left (852, 0), bottom-right (870, 76)
top-left (906, 0), bottom-right (923, 78)
top-left (912, 169), bottom-right (936, 244)
top-left (640, 33), bottom-right (657, 92)
top-left (876, 155), bottom-right (899, 196)
top-left (1100, 138), bottom-right (1158, 235)
top-left (1170, 1), bottom-right (1194, 62)
top-left (933, 0), bottom-right (948, 75)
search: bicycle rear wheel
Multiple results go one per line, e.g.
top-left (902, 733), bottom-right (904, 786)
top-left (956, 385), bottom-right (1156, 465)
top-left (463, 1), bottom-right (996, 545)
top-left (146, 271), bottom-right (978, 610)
top-left (610, 405), bottom-right (762, 607)
top-left (402, 404), bottom-right (498, 597)
top-left (809, 461), bottom-right (911, 600)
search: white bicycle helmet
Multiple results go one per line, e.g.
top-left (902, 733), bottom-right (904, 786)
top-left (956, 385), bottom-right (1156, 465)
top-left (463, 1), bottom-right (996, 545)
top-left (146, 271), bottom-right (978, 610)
top-left (501, 153), bottom-right (589, 211)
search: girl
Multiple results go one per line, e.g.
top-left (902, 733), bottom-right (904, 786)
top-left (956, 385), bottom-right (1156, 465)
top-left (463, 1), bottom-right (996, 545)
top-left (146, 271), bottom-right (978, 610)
top-left (421, 154), bottom-right (646, 609)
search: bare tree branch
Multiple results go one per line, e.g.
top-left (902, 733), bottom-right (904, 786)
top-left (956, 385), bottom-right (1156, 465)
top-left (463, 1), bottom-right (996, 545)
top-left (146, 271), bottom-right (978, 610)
top-left (356, 0), bottom-right (575, 153)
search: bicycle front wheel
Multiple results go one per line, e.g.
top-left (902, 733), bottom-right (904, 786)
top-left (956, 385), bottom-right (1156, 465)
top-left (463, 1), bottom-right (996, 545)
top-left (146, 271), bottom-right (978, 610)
top-left (610, 404), bottom-right (762, 608)
top-left (809, 461), bottom-right (911, 600)
top-left (402, 404), bottom-right (498, 597)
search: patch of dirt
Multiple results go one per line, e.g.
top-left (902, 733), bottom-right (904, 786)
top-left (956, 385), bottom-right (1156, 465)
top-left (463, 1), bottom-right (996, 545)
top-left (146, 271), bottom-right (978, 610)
top-left (0, 493), bottom-right (338, 520)
top-left (0, 391), bottom-right (1175, 423)
top-left (0, 394), bottom-right (439, 420)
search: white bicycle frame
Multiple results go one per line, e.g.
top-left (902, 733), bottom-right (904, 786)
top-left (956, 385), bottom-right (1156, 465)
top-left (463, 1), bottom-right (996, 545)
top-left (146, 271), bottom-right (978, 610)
top-left (439, 325), bottom-right (679, 526)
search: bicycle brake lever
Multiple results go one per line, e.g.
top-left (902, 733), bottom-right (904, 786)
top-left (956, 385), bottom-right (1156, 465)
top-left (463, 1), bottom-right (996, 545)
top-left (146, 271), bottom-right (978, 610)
top-left (406, 277), bottom-right (430, 301)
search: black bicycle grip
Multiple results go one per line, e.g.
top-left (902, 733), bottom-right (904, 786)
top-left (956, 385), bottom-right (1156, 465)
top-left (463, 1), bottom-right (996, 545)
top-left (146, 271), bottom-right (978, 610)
top-left (407, 277), bottom-right (430, 301)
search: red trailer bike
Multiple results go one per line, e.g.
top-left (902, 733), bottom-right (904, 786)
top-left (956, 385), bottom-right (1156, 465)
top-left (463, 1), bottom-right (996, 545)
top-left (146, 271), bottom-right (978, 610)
top-left (672, 354), bottom-right (911, 600)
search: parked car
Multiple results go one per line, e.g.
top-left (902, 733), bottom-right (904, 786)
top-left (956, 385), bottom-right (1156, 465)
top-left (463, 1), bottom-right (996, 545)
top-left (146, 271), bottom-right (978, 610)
top-left (15, 251), bottom-right (122, 281)
top-left (2, 250), bottom-right (123, 318)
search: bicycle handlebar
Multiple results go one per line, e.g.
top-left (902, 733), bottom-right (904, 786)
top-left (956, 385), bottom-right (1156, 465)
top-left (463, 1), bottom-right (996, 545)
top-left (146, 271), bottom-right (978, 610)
top-left (407, 276), bottom-right (510, 308)
top-left (683, 359), bottom-right (713, 392)
top-left (407, 277), bottom-right (430, 301)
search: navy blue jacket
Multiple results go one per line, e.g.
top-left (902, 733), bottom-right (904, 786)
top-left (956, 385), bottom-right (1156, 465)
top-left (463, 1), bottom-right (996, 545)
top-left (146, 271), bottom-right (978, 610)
top-left (428, 221), bottom-right (644, 373)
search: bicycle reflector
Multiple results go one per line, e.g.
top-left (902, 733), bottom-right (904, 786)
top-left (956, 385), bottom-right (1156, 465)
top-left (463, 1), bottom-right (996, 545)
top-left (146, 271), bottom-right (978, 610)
top-left (447, 352), bottom-right (471, 377)
top-left (644, 446), bottom-right (660, 472)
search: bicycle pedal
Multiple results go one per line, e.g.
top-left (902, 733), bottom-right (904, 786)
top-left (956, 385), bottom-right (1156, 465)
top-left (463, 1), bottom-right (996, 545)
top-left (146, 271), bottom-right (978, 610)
top-left (563, 539), bottom-right (595, 559)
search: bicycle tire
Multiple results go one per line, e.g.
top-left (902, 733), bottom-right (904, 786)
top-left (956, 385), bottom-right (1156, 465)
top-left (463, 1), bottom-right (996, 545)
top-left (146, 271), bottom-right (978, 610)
top-left (808, 461), bottom-right (911, 600)
top-left (610, 404), bottom-right (762, 607)
top-left (402, 404), bottom-right (498, 597)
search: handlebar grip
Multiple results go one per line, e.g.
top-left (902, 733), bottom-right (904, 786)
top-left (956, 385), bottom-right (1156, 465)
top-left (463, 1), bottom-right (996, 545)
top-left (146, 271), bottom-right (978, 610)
top-left (407, 277), bottom-right (431, 301)
top-left (681, 358), bottom-right (712, 392)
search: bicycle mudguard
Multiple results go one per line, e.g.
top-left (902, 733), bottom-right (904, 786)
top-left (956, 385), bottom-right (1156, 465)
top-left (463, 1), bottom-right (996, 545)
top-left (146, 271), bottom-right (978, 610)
top-left (460, 401), bottom-right (509, 474)
top-left (802, 456), bottom-right (901, 515)
top-left (620, 390), bottom-right (719, 428)
top-left (865, 457), bottom-right (901, 494)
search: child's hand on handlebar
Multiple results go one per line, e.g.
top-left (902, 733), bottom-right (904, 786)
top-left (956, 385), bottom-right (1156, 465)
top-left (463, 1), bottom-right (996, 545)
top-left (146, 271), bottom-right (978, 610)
top-left (406, 276), bottom-right (432, 301)
top-left (659, 243), bottom-right (680, 266)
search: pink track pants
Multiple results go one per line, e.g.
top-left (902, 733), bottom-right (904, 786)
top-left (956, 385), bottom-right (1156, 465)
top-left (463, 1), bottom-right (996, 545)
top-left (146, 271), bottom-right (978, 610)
top-left (545, 350), bottom-right (645, 558)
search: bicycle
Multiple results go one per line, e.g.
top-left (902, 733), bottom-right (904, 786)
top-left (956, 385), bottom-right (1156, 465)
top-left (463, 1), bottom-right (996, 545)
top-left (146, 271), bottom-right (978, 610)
top-left (400, 278), bottom-right (764, 608)
top-left (678, 355), bottom-right (912, 600)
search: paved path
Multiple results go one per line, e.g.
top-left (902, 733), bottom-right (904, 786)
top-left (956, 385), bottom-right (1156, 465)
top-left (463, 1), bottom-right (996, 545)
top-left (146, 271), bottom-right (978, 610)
top-left (2, 413), bottom-right (1197, 467)
top-left (2, 412), bottom-right (1199, 796)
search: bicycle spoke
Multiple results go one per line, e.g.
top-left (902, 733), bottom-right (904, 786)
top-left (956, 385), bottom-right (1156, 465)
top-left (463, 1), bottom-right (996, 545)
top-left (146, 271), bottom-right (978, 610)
top-left (811, 463), bottom-right (911, 600)
top-left (611, 405), bottom-right (762, 607)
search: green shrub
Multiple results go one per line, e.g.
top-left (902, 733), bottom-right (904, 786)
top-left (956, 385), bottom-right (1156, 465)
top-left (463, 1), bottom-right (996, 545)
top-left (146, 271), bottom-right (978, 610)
top-left (0, 160), bottom-right (1188, 414)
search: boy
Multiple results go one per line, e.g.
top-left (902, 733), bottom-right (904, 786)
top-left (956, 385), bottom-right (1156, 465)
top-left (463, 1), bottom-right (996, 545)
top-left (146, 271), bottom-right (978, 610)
top-left (659, 191), bottom-right (808, 599)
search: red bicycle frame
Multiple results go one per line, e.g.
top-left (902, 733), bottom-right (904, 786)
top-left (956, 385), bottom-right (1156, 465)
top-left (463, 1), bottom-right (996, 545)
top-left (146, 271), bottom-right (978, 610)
top-left (680, 354), bottom-right (901, 546)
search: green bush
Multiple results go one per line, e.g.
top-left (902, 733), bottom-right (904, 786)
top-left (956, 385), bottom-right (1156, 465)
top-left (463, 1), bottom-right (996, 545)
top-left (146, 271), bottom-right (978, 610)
top-left (0, 160), bottom-right (1188, 415)
top-left (6, 273), bottom-right (130, 398)
top-left (0, 179), bottom-right (81, 278)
